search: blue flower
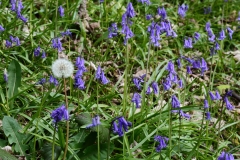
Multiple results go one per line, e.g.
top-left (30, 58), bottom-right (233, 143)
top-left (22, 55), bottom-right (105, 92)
top-left (145, 14), bottom-right (152, 20)
top-left (171, 95), bottom-right (180, 109)
top-left (34, 46), bottom-right (41, 57)
top-left (86, 116), bottom-right (101, 129)
top-left (51, 105), bottom-right (69, 124)
top-left (126, 2), bottom-right (135, 18)
top-left (184, 37), bottom-right (193, 48)
top-left (227, 27), bottom-right (234, 40)
top-left (215, 90), bottom-right (221, 100)
top-left (204, 6), bottom-right (211, 14)
top-left (37, 78), bottom-right (46, 85)
top-left (166, 60), bottom-right (176, 74)
top-left (121, 13), bottom-right (134, 45)
top-left (205, 112), bottom-right (211, 120)
top-left (3, 69), bottom-right (8, 82)
top-left (138, 0), bottom-right (151, 5)
top-left (200, 58), bottom-right (208, 75)
top-left (163, 78), bottom-right (172, 91)
top-left (178, 79), bottom-right (183, 88)
top-left (154, 135), bottom-right (169, 152)
top-left (209, 91), bottom-right (216, 100)
top-left (176, 58), bottom-right (181, 68)
top-left (58, 5), bottom-right (64, 17)
top-left (207, 29), bottom-right (215, 42)
top-left (108, 23), bottom-right (118, 38)
top-left (112, 116), bottom-right (132, 137)
top-left (205, 22), bottom-right (211, 31)
top-left (61, 29), bottom-right (72, 37)
top-left (152, 82), bottom-right (159, 94)
top-left (217, 151), bottom-right (234, 160)
top-left (194, 32), bottom-right (201, 41)
top-left (224, 96), bottom-right (234, 110)
top-left (74, 77), bottom-right (85, 89)
top-left (131, 93), bottom-right (141, 108)
top-left (210, 47), bottom-right (216, 55)
top-left (204, 99), bottom-right (209, 109)
top-left (49, 75), bottom-right (59, 86)
top-left (5, 40), bottom-right (12, 48)
top-left (215, 42), bottom-right (220, 50)
top-left (157, 7), bottom-right (167, 19)
top-left (0, 25), bottom-right (4, 32)
top-left (146, 86), bottom-right (151, 95)
top-left (178, 4), bottom-right (188, 18)
top-left (218, 29), bottom-right (226, 40)
top-left (95, 66), bottom-right (109, 85)
top-left (52, 38), bottom-right (62, 52)
top-left (186, 66), bottom-right (192, 74)
top-left (41, 51), bottom-right (46, 58)
top-left (179, 110), bottom-right (190, 119)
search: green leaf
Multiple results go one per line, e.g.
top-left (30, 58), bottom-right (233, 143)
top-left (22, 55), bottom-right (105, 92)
top-left (2, 116), bottom-right (28, 155)
top-left (0, 148), bottom-right (18, 160)
top-left (70, 129), bottom-right (90, 149)
top-left (40, 142), bottom-right (62, 160)
top-left (80, 143), bottom-right (114, 160)
top-left (7, 59), bottom-right (21, 106)
top-left (75, 113), bottom-right (92, 126)
top-left (58, 127), bottom-right (65, 150)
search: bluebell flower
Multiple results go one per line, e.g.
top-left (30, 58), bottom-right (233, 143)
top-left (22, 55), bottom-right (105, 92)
top-left (163, 78), bottom-right (172, 91)
top-left (194, 32), bottom-right (200, 41)
top-left (3, 69), bottom-right (8, 82)
top-left (0, 25), bottom-right (4, 32)
top-left (121, 13), bottom-right (134, 45)
top-left (215, 90), bottom-right (221, 100)
top-left (10, 0), bottom-right (16, 11)
top-left (215, 42), bottom-right (220, 50)
top-left (74, 77), bottom-right (85, 89)
top-left (184, 37), bottom-right (193, 48)
top-left (108, 23), bottom-right (118, 38)
top-left (146, 14), bottom-right (152, 20)
top-left (5, 40), bottom-right (12, 48)
top-left (11, 0), bottom-right (28, 23)
top-left (52, 37), bottom-right (62, 52)
top-left (49, 75), bottom-right (59, 86)
top-left (61, 29), bottom-right (72, 37)
top-left (126, 2), bottom-right (135, 18)
top-left (207, 29), bottom-right (215, 42)
top-left (75, 57), bottom-right (87, 74)
top-left (205, 22), bottom-right (211, 31)
top-left (217, 151), bottom-right (234, 160)
top-left (41, 51), bottom-right (46, 58)
top-left (186, 66), bottom-right (192, 74)
top-left (51, 105), bottom-right (69, 124)
top-left (146, 86), bottom-right (151, 95)
top-left (34, 46), bottom-right (41, 57)
top-left (218, 29), bottom-right (226, 40)
top-left (95, 66), bottom-right (109, 84)
top-left (237, 11), bottom-right (240, 21)
top-left (204, 99), bottom-right (209, 109)
top-left (58, 5), bottom-right (64, 17)
top-left (132, 77), bottom-right (143, 90)
top-left (14, 37), bottom-right (20, 46)
top-left (152, 82), bottom-right (159, 94)
top-left (166, 60), bottom-right (176, 74)
top-left (204, 6), bottom-right (211, 14)
top-left (179, 110), bottom-right (190, 119)
top-left (86, 116), bottom-right (101, 129)
top-left (210, 47), bottom-right (216, 55)
top-left (112, 116), bottom-right (132, 137)
top-left (227, 27), bottom-right (234, 40)
top-left (157, 7), bottom-right (167, 19)
top-left (177, 58), bottom-right (181, 68)
top-left (131, 93), bottom-right (141, 108)
top-left (178, 79), bottom-right (183, 88)
top-left (37, 78), bottom-right (46, 85)
top-left (192, 59), bottom-right (201, 69)
top-left (138, 0), bottom-right (151, 5)
top-left (154, 135), bottom-right (169, 152)
top-left (205, 112), bottom-right (211, 120)
top-left (200, 58), bottom-right (208, 75)
top-left (178, 4), bottom-right (188, 18)
top-left (171, 95), bottom-right (180, 109)
top-left (100, 0), bottom-right (104, 3)
top-left (224, 96), bottom-right (234, 110)
top-left (209, 91), bottom-right (216, 100)
top-left (148, 22), bottom-right (161, 46)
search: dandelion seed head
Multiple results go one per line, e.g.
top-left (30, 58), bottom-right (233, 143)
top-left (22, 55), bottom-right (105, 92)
top-left (51, 59), bottom-right (74, 78)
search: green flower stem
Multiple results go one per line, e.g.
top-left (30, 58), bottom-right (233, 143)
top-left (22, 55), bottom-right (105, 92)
top-left (52, 125), bottom-right (57, 160)
top-left (97, 84), bottom-right (100, 160)
top-left (63, 78), bottom-right (69, 160)
top-left (168, 101), bottom-right (172, 159)
top-left (55, 0), bottom-right (58, 37)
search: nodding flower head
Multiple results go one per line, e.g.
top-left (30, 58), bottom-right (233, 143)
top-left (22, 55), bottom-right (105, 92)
top-left (157, 7), bottom-right (167, 19)
top-left (131, 93), bottom-right (141, 108)
top-left (51, 59), bottom-right (74, 78)
top-left (52, 37), bottom-right (62, 52)
top-left (51, 105), bottom-right (69, 124)
top-left (171, 95), bottom-right (180, 108)
top-left (217, 151), bottom-right (234, 160)
top-left (49, 75), bottom-right (59, 86)
top-left (184, 37), bottom-right (193, 48)
top-left (108, 23), bottom-right (118, 38)
top-left (194, 32), bottom-right (200, 41)
top-left (218, 29), bottom-right (226, 40)
top-left (95, 66), bottom-right (109, 84)
top-left (154, 135), bottom-right (169, 152)
top-left (126, 2), bottom-right (135, 18)
top-left (205, 112), bottom-right (211, 120)
top-left (178, 4), bottom-right (188, 18)
top-left (112, 116), bottom-right (132, 137)
top-left (3, 68), bottom-right (8, 82)
top-left (58, 5), bottom-right (64, 17)
top-left (0, 25), bottom-right (4, 32)
top-left (226, 27), bottom-right (234, 40)
top-left (204, 99), bottom-right (209, 109)
top-left (138, 0), bottom-right (151, 5)
top-left (86, 116), bottom-right (101, 129)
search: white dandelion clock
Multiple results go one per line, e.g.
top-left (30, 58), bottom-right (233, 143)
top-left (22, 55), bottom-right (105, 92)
top-left (51, 59), bottom-right (74, 78)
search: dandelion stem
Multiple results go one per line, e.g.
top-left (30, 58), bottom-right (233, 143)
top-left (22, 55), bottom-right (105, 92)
top-left (63, 78), bottom-right (69, 160)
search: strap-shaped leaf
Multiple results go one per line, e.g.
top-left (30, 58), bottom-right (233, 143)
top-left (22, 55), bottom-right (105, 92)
top-left (0, 148), bottom-right (18, 160)
top-left (2, 116), bottom-right (28, 156)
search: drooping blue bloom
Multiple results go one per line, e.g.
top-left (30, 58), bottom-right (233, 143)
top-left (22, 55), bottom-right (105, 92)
top-left (49, 75), bottom-right (59, 86)
top-left (171, 95), bottom-right (180, 109)
top-left (204, 99), bottom-right (209, 109)
top-left (37, 78), bottom-right (46, 85)
top-left (51, 105), bottom-right (69, 124)
top-left (226, 27), bottom-right (234, 40)
top-left (0, 25), bottom-right (4, 32)
top-left (218, 29), bottom-right (226, 40)
top-left (224, 96), bottom-right (234, 110)
top-left (75, 57), bottom-right (87, 75)
top-left (95, 66), bottom-right (109, 84)
top-left (217, 151), bottom-right (234, 160)
top-left (132, 77), bottom-right (143, 90)
top-left (108, 23), bottom-right (118, 38)
top-left (131, 93), bottom-right (141, 108)
top-left (52, 37), bottom-right (62, 52)
top-left (126, 2), bottom-right (135, 18)
top-left (138, 0), bottom-right (151, 5)
top-left (146, 86), bottom-right (151, 95)
top-left (186, 66), bottom-right (192, 74)
top-left (200, 58), bottom-right (208, 75)
top-left (163, 78), bottom-right (172, 91)
top-left (5, 40), bottom-right (12, 48)
top-left (166, 61), bottom-right (176, 74)
top-left (148, 22), bottom-right (161, 46)
top-left (154, 135), bottom-right (169, 152)
top-left (61, 29), bottom-right (72, 37)
top-left (205, 112), bottom-right (211, 120)
top-left (215, 42), bottom-right (220, 50)
top-left (178, 4), bottom-right (188, 18)
top-left (146, 14), bottom-right (152, 20)
top-left (215, 90), bottom-right (221, 100)
top-left (10, 0), bottom-right (28, 23)
top-left (152, 82), bottom-right (159, 94)
top-left (34, 46), bottom-right (41, 57)
top-left (10, 0), bottom-right (16, 11)
top-left (179, 110), bottom-right (190, 119)
top-left (121, 13), bottom-right (134, 45)
top-left (210, 47), bottom-right (216, 55)
top-left (41, 51), bottom-right (46, 58)
top-left (3, 69), bottom-right (8, 82)
top-left (157, 7), bottom-right (167, 19)
top-left (112, 116), bottom-right (132, 137)
top-left (86, 115), bottom-right (101, 129)
top-left (184, 37), bottom-right (193, 48)
top-left (74, 77), bottom-right (85, 89)
top-left (194, 32), bottom-right (201, 41)
top-left (178, 79), bottom-right (183, 88)
top-left (58, 5), bottom-right (64, 17)
top-left (207, 29), bottom-right (215, 42)
top-left (205, 22), bottom-right (211, 31)
top-left (204, 6), bottom-right (211, 14)
top-left (192, 59), bottom-right (201, 69)
top-left (177, 58), bottom-right (181, 68)
top-left (209, 91), bottom-right (216, 100)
